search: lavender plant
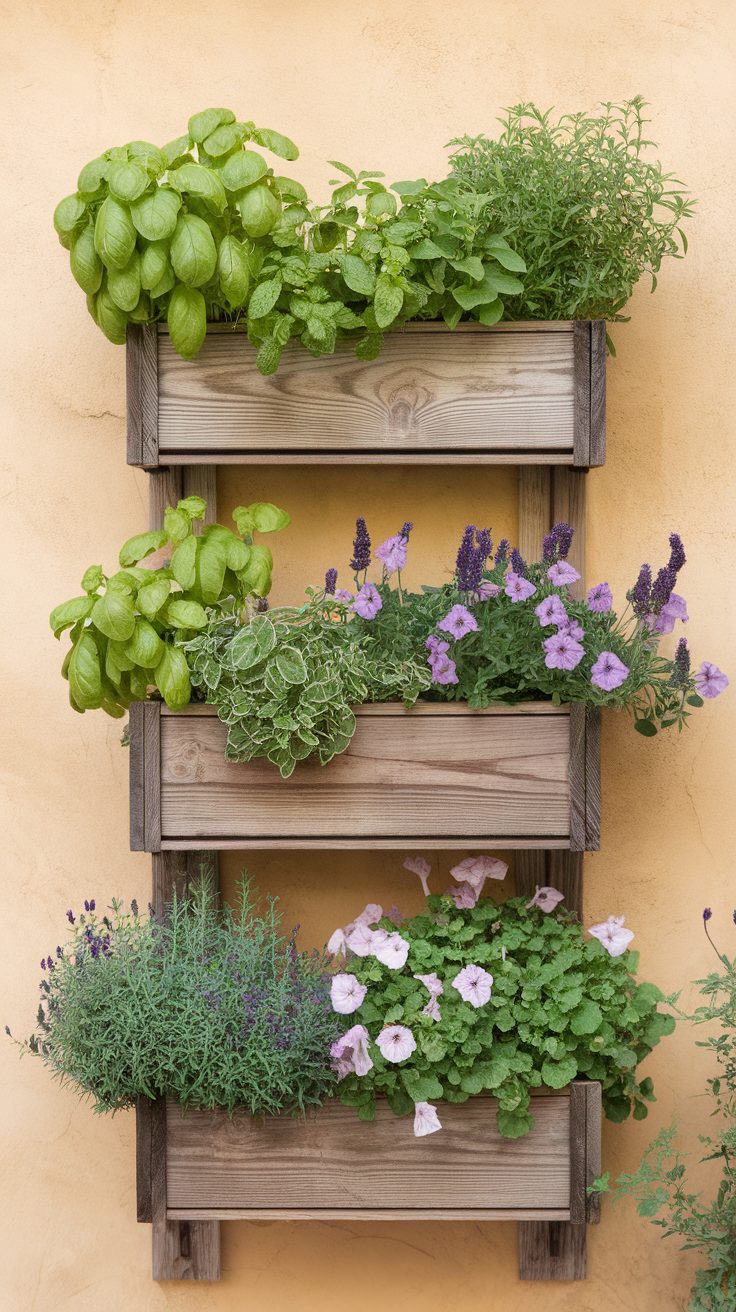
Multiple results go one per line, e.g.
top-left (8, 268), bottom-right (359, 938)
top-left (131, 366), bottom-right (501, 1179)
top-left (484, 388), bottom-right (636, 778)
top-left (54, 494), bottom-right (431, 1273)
top-left (327, 857), bottom-right (674, 1139)
top-left (10, 880), bottom-right (340, 1115)
top-left (592, 910), bottom-right (736, 1311)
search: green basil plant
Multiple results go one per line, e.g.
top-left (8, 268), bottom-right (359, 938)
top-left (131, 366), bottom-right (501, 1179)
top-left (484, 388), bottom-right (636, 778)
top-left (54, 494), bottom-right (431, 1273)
top-left (50, 495), bottom-right (289, 717)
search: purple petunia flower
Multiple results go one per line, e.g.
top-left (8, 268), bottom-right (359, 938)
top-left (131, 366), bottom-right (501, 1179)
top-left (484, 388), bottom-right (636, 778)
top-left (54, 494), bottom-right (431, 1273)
top-left (352, 583), bottom-right (382, 620)
top-left (543, 631), bottom-right (585, 671)
top-left (335, 588), bottom-right (353, 603)
top-left (505, 572), bottom-right (537, 603)
top-left (350, 517), bottom-right (371, 573)
top-left (438, 604), bottom-right (479, 640)
top-left (324, 568), bottom-right (338, 595)
top-left (654, 593), bottom-right (689, 634)
top-left (376, 534), bottom-right (408, 575)
top-left (476, 580), bottom-right (501, 601)
top-left (535, 594), bottom-right (569, 628)
top-left (591, 651), bottom-right (630, 691)
top-left (429, 654), bottom-right (459, 685)
top-left (587, 582), bottom-right (613, 613)
top-left (560, 618), bottom-right (585, 641)
top-left (547, 560), bottom-right (580, 587)
top-left (694, 662), bottom-right (729, 699)
top-left (426, 634), bottom-right (450, 656)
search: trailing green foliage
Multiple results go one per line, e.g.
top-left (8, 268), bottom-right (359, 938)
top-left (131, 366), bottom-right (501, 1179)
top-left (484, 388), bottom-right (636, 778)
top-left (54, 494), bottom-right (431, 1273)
top-left (12, 880), bottom-right (340, 1116)
top-left (593, 916), bottom-right (736, 1310)
top-left (448, 98), bottom-right (694, 328)
top-left (50, 495), bottom-right (289, 715)
top-left (56, 100), bottom-right (690, 368)
top-left (340, 895), bottom-right (674, 1137)
top-left (184, 599), bottom-right (430, 777)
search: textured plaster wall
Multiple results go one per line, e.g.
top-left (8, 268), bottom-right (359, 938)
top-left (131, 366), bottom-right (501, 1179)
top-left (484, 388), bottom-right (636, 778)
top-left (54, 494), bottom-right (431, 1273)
top-left (1, 2), bottom-right (735, 1308)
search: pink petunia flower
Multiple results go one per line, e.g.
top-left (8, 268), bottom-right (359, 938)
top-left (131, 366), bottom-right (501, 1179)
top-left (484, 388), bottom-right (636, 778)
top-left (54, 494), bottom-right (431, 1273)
top-left (438, 604), bottom-right (479, 640)
top-left (414, 971), bottom-right (444, 998)
top-left (352, 582), bottom-right (382, 620)
top-left (588, 915), bottom-right (634, 958)
top-left (327, 927), bottom-right (348, 958)
top-left (404, 855), bottom-right (432, 897)
top-left (413, 1102), bottom-right (442, 1137)
top-left (345, 922), bottom-right (378, 957)
top-left (505, 572), bottom-right (537, 603)
top-left (335, 588), bottom-right (354, 603)
top-left (330, 972), bottom-right (368, 1014)
top-left (535, 594), bottom-right (569, 628)
top-left (446, 882), bottom-right (478, 908)
top-left (373, 931), bottom-right (410, 970)
top-left (331, 1024), bottom-right (373, 1078)
top-left (376, 1024), bottom-right (417, 1063)
top-left (543, 631), bottom-right (585, 671)
top-left (586, 582), bottom-right (613, 613)
top-left (476, 580), bottom-right (501, 601)
top-left (547, 561), bottom-right (580, 586)
top-left (429, 654), bottom-right (459, 685)
top-left (355, 903), bottom-right (383, 926)
top-left (451, 855), bottom-right (508, 893)
top-left (694, 662), bottom-right (729, 699)
top-left (376, 534), bottom-right (408, 575)
top-left (422, 996), bottom-right (442, 1021)
top-left (452, 963), bottom-right (494, 1008)
top-left (591, 651), bottom-right (630, 691)
top-left (527, 885), bottom-right (565, 914)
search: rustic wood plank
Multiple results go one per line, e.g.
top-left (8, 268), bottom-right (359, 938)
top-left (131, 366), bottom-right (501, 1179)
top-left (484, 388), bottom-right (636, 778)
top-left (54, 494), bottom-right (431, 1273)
top-left (142, 702), bottom-right (161, 854)
top-left (589, 320), bottom-right (607, 467)
top-left (156, 323), bottom-right (577, 457)
top-left (517, 467), bottom-right (552, 562)
top-left (568, 702), bottom-right (587, 852)
top-left (568, 1082), bottom-right (588, 1225)
top-left (551, 467), bottom-right (586, 599)
top-left (157, 705), bottom-right (572, 844)
top-left (183, 468), bottom-right (217, 525)
top-left (136, 1095), bottom-right (153, 1223)
top-left (546, 852), bottom-right (584, 918)
top-left (129, 701), bottom-right (146, 853)
top-left (518, 1219), bottom-right (587, 1281)
top-left (164, 1094), bottom-right (571, 1216)
top-left (126, 325), bottom-right (159, 468)
top-left (149, 468), bottom-right (184, 531)
top-left (162, 701), bottom-right (569, 717)
top-left (172, 452), bottom-right (577, 466)
top-left (585, 1081), bottom-right (603, 1224)
top-left (572, 321), bottom-right (591, 466)
top-left (585, 706), bottom-right (602, 851)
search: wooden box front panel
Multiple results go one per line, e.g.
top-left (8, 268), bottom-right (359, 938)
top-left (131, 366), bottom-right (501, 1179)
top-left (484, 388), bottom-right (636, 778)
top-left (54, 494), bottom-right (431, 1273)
top-left (155, 703), bottom-right (572, 847)
top-left (165, 1094), bottom-right (572, 1220)
top-left (129, 321), bottom-right (605, 464)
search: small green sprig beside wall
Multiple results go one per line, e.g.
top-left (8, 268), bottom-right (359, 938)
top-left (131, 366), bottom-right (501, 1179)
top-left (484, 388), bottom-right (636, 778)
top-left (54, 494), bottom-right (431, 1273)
top-left (54, 98), bottom-right (693, 369)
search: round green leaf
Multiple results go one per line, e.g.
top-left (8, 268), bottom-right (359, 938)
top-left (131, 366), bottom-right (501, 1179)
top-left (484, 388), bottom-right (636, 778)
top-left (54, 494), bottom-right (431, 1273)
top-left (94, 286), bottom-right (128, 344)
top-left (50, 595), bottom-right (95, 639)
top-left (162, 134), bottom-right (192, 168)
top-left (119, 529), bottom-right (167, 567)
top-left (236, 183), bottom-right (281, 237)
top-left (188, 107), bottom-right (235, 143)
top-left (124, 618), bottom-right (165, 668)
top-left (70, 223), bottom-right (103, 295)
top-left (341, 253), bottom-right (376, 296)
top-left (107, 159), bottom-right (149, 203)
top-left (91, 589), bottom-right (136, 642)
top-left (196, 532), bottom-right (228, 604)
top-left (248, 502), bottom-right (291, 533)
top-left (81, 564), bottom-right (104, 593)
top-left (229, 617), bottom-right (276, 670)
top-left (54, 194), bottom-right (86, 238)
top-left (77, 157), bottom-right (107, 197)
top-left (170, 214), bottom-right (217, 287)
top-left (373, 274), bottom-right (404, 328)
top-left (217, 235), bottom-right (250, 307)
top-left (202, 122), bottom-right (243, 157)
top-left (540, 1057), bottom-right (578, 1090)
top-left (137, 576), bottom-right (171, 619)
top-left (165, 599), bottom-right (208, 630)
top-left (238, 543), bottom-right (273, 595)
top-left (168, 162), bottom-right (227, 214)
top-left (94, 197), bottom-right (136, 271)
top-left (69, 631), bottom-right (103, 709)
top-left (274, 175), bottom-right (308, 202)
top-left (167, 285), bottom-right (206, 360)
top-left (154, 645), bottom-right (191, 710)
top-left (275, 646), bottom-right (307, 685)
top-left (108, 252), bottom-right (141, 312)
top-left (140, 242), bottom-right (170, 291)
top-left (126, 140), bottom-right (166, 176)
top-left (130, 187), bottom-right (181, 241)
top-left (570, 1000), bottom-right (603, 1036)
top-left (221, 149), bottom-right (268, 192)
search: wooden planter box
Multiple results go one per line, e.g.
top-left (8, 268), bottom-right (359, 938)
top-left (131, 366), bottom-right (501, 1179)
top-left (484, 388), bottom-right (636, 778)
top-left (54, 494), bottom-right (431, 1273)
top-left (138, 1082), bottom-right (601, 1226)
top-left (127, 320), bottom-right (605, 468)
top-left (129, 700), bottom-right (600, 853)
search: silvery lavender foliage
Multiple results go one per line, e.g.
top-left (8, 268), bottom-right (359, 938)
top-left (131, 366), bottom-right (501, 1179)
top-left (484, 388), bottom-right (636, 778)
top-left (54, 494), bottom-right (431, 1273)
top-left (13, 882), bottom-right (341, 1116)
top-left (350, 517), bottom-right (371, 573)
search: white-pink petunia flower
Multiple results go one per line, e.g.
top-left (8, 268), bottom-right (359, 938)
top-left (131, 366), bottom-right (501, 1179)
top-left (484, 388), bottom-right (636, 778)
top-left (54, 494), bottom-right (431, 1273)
top-left (331, 1024), bottom-right (373, 1078)
top-left (327, 927), bottom-right (348, 958)
top-left (527, 886), bottom-right (565, 914)
top-left (330, 972), bottom-right (368, 1014)
top-left (355, 903), bottom-right (383, 926)
top-left (413, 1102), bottom-right (442, 1137)
top-left (376, 1024), bottom-right (417, 1063)
top-left (345, 922), bottom-right (379, 957)
top-left (414, 971), bottom-right (444, 998)
top-left (373, 931), bottom-right (410, 970)
top-left (447, 882), bottom-right (478, 908)
top-left (452, 963), bottom-right (494, 1008)
top-left (422, 996), bottom-right (442, 1021)
top-left (404, 855), bottom-right (432, 897)
top-left (588, 915), bottom-right (635, 958)
top-left (451, 855), bottom-right (508, 892)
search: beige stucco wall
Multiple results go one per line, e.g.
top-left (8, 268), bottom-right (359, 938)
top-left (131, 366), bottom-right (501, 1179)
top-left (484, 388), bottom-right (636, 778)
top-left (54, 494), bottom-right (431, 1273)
top-left (2, 2), bottom-right (735, 1307)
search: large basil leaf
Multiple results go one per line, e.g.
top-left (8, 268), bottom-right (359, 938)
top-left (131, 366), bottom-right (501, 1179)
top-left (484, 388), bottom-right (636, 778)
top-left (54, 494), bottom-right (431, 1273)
top-left (154, 645), bottom-right (191, 709)
top-left (119, 529), bottom-right (167, 568)
top-left (221, 150), bottom-right (268, 191)
top-left (130, 187), bottom-right (181, 241)
top-left (217, 235), bottom-right (250, 307)
top-left (107, 252), bottom-right (141, 312)
top-left (91, 589), bottom-right (136, 642)
top-left (188, 107), bottom-right (235, 143)
top-left (68, 632), bottom-right (103, 709)
top-left (169, 533), bottom-right (198, 589)
top-left (136, 576), bottom-right (171, 618)
top-left (124, 618), bottom-right (165, 668)
top-left (107, 160), bottom-right (149, 203)
top-left (49, 595), bottom-right (95, 639)
top-left (70, 223), bottom-right (103, 295)
top-left (93, 198), bottom-right (136, 270)
top-left (167, 285), bottom-right (207, 361)
top-left (253, 128), bottom-right (299, 161)
top-left (168, 162), bottom-right (227, 215)
top-left (197, 531), bottom-right (228, 604)
top-left (170, 214), bottom-right (217, 287)
top-left (164, 599), bottom-right (208, 630)
top-left (236, 183), bottom-right (280, 237)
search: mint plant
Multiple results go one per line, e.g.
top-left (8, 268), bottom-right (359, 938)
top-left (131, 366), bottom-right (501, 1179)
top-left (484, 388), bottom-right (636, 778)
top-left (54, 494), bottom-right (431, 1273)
top-left (50, 495), bottom-right (288, 716)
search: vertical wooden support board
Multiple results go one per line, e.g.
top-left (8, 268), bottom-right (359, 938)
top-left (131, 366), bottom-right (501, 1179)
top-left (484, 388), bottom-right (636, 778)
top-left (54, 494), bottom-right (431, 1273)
top-left (129, 701), bottom-right (161, 853)
top-left (127, 325), bottom-right (159, 468)
top-left (572, 320), bottom-right (606, 468)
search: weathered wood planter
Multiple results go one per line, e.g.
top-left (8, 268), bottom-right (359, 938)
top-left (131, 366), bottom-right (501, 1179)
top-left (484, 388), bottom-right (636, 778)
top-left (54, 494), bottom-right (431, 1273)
top-left (127, 320), bottom-right (605, 468)
top-left (137, 1083), bottom-right (601, 1280)
top-left (129, 700), bottom-right (600, 853)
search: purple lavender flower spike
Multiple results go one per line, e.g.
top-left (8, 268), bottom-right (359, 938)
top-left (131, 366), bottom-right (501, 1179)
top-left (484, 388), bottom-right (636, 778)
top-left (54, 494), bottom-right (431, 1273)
top-left (66, 910), bottom-right (75, 925)
top-left (670, 638), bottom-right (690, 688)
top-left (510, 548), bottom-right (528, 578)
top-left (629, 564), bottom-right (652, 618)
top-left (494, 539), bottom-right (510, 566)
top-left (555, 523), bottom-right (574, 559)
top-left (400, 521), bottom-right (413, 540)
top-left (455, 526), bottom-right (479, 592)
top-left (668, 533), bottom-right (686, 574)
top-left (324, 568), bottom-right (338, 596)
top-left (350, 517), bottom-right (371, 573)
top-left (651, 564), bottom-right (677, 612)
top-left (542, 530), bottom-right (557, 564)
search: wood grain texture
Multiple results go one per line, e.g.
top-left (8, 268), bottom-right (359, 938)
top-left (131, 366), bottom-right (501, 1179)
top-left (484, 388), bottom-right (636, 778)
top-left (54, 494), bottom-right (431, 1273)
top-left (517, 467), bottom-right (552, 562)
top-left (165, 1093), bottom-right (572, 1217)
top-left (585, 705), bottom-right (602, 850)
top-left (552, 467), bottom-right (586, 599)
top-left (514, 851), bottom-right (583, 918)
top-left (148, 468), bottom-right (183, 531)
top-left (156, 322), bottom-right (578, 458)
top-left (126, 324), bottom-right (159, 467)
top-left (573, 321), bottom-right (591, 466)
top-left (589, 320), bottom-right (607, 466)
top-left (585, 1081), bottom-right (603, 1224)
top-left (154, 704), bottom-right (573, 845)
top-left (136, 1095), bottom-right (153, 1223)
top-left (129, 702), bottom-right (161, 852)
top-left (151, 1094), bottom-right (220, 1281)
top-left (518, 1220), bottom-right (587, 1281)
top-left (568, 702), bottom-right (587, 852)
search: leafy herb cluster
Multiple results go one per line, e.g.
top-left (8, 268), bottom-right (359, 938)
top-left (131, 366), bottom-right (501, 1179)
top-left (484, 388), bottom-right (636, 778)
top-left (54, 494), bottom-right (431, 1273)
top-left (340, 895), bottom-right (674, 1138)
top-left (12, 879), bottom-right (340, 1116)
top-left (55, 99), bottom-right (692, 369)
top-left (595, 913), bottom-right (736, 1311)
top-left (49, 494), bottom-right (289, 716)
top-left (448, 97), bottom-right (694, 330)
